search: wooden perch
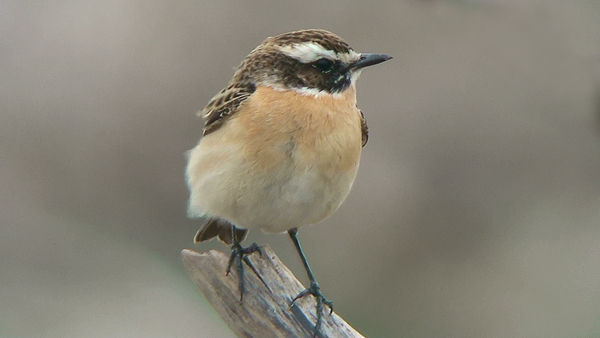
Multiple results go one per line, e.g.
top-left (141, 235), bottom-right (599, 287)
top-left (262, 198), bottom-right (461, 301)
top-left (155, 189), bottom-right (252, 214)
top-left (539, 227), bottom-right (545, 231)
top-left (181, 245), bottom-right (364, 338)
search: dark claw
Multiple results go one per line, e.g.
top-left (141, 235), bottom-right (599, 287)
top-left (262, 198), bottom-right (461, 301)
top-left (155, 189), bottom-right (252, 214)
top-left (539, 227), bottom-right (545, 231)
top-left (225, 242), bottom-right (266, 301)
top-left (291, 288), bottom-right (311, 304)
top-left (290, 281), bottom-right (333, 337)
top-left (247, 242), bottom-right (263, 257)
top-left (225, 251), bottom-right (236, 276)
top-left (325, 299), bottom-right (333, 315)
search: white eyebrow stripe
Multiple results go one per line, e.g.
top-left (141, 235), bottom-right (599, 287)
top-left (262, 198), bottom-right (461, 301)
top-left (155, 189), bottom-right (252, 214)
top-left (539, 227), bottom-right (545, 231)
top-left (338, 50), bottom-right (361, 64)
top-left (278, 42), bottom-right (337, 63)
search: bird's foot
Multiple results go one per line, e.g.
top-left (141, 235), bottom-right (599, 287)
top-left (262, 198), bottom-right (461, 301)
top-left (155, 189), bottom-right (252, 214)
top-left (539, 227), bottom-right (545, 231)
top-left (291, 281), bottom-right (333, 337)
top-left (226, 242), bottom-right (267, 301)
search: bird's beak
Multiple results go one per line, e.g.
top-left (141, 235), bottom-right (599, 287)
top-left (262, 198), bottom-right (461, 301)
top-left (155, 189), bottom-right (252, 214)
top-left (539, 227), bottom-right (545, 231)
top-left (351, 53), bottom-right (392, 70)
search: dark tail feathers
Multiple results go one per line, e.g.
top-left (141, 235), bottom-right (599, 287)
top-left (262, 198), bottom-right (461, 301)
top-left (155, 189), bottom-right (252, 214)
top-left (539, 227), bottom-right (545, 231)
top-left (194, 218), bottom-right (248, 245)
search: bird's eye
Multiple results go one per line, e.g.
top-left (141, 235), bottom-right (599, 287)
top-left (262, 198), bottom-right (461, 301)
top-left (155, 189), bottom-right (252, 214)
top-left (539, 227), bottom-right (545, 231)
top-left (312, 58), bottom-right (334, 73)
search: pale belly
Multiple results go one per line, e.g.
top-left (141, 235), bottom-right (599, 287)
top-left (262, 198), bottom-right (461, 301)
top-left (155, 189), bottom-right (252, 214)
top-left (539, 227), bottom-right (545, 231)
top-left (186, 134), bottom-right (361, 233)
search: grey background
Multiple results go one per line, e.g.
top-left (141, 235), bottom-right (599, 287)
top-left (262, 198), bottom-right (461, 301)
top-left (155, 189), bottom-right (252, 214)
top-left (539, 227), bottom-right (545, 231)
top-left (2, 0), bottom-right (600, 337)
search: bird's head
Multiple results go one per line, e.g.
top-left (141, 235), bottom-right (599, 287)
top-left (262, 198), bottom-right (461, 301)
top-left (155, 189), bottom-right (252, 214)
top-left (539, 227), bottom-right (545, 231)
top-left (232, 29), bottom-right (392, 96)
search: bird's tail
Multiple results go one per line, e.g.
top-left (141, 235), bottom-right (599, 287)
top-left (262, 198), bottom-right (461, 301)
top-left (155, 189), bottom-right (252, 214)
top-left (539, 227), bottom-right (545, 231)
top-left (194, 217), bottom-right (248, 245)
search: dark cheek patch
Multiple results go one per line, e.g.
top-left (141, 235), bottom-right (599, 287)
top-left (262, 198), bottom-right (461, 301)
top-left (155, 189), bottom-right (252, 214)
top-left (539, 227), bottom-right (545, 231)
top-left (329, 71), bottom-right (351, 93)
top-left (271, 54), bottom-right (351, 93)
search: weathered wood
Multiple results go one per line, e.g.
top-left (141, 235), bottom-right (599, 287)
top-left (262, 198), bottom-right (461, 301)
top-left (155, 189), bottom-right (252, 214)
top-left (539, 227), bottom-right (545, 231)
top-left (181, 246), bottom-right (365, 338)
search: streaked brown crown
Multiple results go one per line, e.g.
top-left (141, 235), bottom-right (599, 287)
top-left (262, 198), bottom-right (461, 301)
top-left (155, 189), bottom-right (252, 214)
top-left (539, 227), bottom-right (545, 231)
top-left (268, 29), bottom-right (353, 55)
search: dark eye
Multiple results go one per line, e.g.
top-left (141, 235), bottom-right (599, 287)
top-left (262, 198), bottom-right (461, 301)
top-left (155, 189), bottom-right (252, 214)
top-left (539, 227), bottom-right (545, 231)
top-left (312, 58), bottom-right (334, 73)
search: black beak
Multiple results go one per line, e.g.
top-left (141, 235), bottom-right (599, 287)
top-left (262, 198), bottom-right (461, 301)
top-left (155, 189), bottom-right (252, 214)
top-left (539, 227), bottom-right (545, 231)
top-left (351, 53), bottom-right (392, 70)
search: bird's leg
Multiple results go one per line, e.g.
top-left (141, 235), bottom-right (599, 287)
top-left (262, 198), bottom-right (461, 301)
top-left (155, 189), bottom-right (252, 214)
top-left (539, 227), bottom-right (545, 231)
top-left (226, 226), bottom-right (266, 301)
top-left (288, 228), bottom-right (333, 338)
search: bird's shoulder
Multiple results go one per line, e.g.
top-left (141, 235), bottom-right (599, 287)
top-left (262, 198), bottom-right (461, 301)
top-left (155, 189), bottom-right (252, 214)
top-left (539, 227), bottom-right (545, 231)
top-left (358, 106), bottom-right (368, 147)
top-left (199, 82), bottom-right (256, 136)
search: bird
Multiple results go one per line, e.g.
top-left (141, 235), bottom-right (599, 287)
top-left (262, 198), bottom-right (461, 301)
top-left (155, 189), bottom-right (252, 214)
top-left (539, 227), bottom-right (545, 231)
top-left (185, 29), bottom-right (391, 336)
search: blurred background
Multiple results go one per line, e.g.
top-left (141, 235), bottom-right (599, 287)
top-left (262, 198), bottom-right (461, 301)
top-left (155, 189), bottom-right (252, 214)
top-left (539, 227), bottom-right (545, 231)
top-left (2, 0), bottom-right (600, 337)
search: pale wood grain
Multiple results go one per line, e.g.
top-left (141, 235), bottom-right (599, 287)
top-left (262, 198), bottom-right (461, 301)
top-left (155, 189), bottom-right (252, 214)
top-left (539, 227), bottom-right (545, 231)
top-left (181, 246), bottom-right (365, 338)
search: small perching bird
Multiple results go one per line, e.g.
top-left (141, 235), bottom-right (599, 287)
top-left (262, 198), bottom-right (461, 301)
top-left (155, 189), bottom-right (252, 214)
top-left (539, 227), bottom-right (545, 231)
top-left (185, 29), bottom-right (391, 337)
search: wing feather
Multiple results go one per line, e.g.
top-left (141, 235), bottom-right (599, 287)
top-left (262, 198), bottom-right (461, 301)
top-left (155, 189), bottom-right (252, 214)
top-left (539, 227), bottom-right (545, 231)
top-left (199, 83), bottom-right (256, 136)
top-left (359, 107), bottom-right (369, 147)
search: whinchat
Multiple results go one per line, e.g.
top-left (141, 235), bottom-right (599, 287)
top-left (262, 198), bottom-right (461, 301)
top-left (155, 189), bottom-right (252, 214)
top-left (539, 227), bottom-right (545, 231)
top-left (185, 29), bottom-right (391, 336)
